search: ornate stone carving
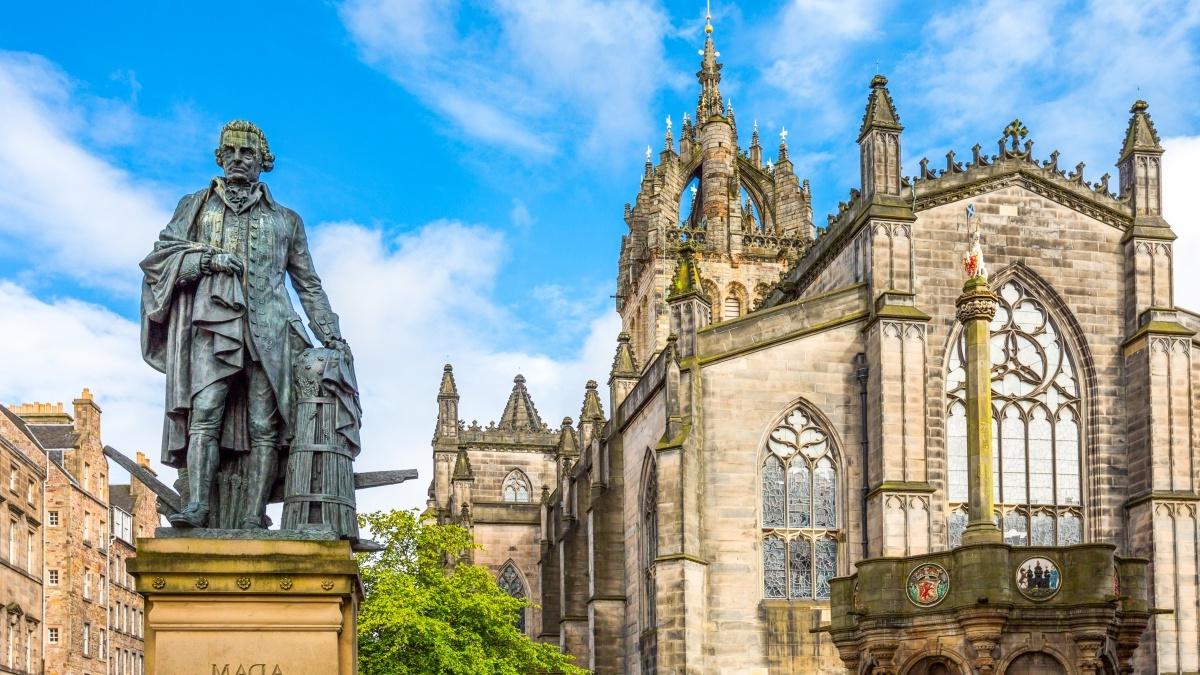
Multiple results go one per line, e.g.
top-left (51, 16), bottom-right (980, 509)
top-left (236, 576), bottom-right (252, 591)
top-left (955, 296), bottom-right (997, 324)
top-left (195, 577), bottom-right (209, 590)
top-left (152, 576), bottom-right (166, 590)
top-left (279, 577), bottom-right (294, 591)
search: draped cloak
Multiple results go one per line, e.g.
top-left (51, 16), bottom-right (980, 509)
top-left (140, 180), bottom-right (342, 469)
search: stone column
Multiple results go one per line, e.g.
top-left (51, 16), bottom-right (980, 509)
top-left (955, 276), bottom-right (1003, 546)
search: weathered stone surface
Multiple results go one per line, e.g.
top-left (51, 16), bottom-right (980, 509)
top-left (129, 537), bottom-right (359, 675)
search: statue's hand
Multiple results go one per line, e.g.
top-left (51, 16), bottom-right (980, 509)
top-left (326, 336), bottom-right (353, 361)
top-left (209, 253), bottom-right (245, 277)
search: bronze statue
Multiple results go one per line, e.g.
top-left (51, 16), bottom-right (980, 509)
top-left (140, 121), bottom-right (354, 530)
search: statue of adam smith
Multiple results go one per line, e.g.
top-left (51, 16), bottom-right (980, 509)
top-left (140, 120), bottom-right (350, 529)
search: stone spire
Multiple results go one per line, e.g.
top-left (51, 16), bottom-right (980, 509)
top-left (750, 119), bottom-right (762, 168)
top-left (1118, 99), bottom-right (1163, 161)
top-left (955, 205), bottom-right (1001, 546)
top-left (1117, 100), bottom-right (1166, 222)
top-left (452, 447), bottom-right (474, 480)
top-left (435, 363), bottom-right (460, 441)
top-left (695, 2), bottom-right (724, 120)
top-left (498, 374), bottom-right (545, 431)
top-left (667, 244), bottom-right (712, 358)
top-left (667, 243), bottom-right (705, 300)
top-left (858, 74), bottom-right (904, 200)
top-left (578, 380), bottom-right (606, 448)
top-left (857, 74), bottom-right (903, 139)
top-left (557, 416), bottom-right (579, 458)
top-left (609, 332), bottom-right (640, 409)
top-left (611, 332), bottom-right (638, 378)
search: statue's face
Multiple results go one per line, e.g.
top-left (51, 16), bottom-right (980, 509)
top-left (218, 130), bottom-right (264, 184)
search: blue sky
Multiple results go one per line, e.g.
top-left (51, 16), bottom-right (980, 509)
top-left (2, 0), bottom-right (1199, 512)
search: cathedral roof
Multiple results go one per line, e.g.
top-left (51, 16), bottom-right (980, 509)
top-left (498, 374), bottom-right (545, 431)
top-left (858, 74), bottom-right (903, 140)
top-left (1119, 99), bottom-right (1163, 161)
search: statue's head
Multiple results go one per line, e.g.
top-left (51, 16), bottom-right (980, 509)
top-left (214, 120), bottom-right (275, 184)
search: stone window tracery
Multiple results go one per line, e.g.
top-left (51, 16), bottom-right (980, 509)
top-left (761, 405), bottom-right (839, 600)
top-left (501, 470), bottom-right (531, 503)
top-left (946, 280), bottom-right (1084, 547)
top-left (641, 458), bottom-right (658, 629)
top-left (497, 563), bottom-right (527, 634)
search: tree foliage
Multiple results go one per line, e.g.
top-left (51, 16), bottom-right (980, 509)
top-left (356, 510), bottom-right (588, 675)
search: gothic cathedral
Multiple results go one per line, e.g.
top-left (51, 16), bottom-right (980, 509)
top-left (427, 19), bottom-right (1197, 675)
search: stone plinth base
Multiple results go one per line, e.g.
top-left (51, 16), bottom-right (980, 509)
top-left (129, 537), bottom-right (361, 675)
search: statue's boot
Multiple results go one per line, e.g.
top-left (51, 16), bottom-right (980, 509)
top-left (168, 434), bottom-right (217, 528)
top-left (240, 442), bottom-right (277, 530)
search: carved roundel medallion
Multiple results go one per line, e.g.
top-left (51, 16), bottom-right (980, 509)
top-left (907, 563), bottom-right (950, 607)
top-left (1016, 556), bottom-right (1061, 601)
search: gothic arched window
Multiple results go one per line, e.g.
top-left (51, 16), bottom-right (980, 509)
top-left (946, 280), bottom-right (1083, 547)
top-left (641, 458), bottom-right (658, 629)
top-left (502, 470), bottom-right (531, 503)
top-left (497, 563), bottom-right (527, 634)
top-left (761, 405), bottom-right (839, 600)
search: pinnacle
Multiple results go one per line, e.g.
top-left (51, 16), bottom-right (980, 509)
top-left (611, 332), bottom-right (639, 378)
top-left (668, 243), bottom-right (705, 300)
top-left (1119, 98), bottom-right (1162, 161)
top-left (438, 363), bottom-right (458, 398)
top-left (498, 373), bottom-right (544, 431)
top-left (858, 73), bottom-right (903, 141)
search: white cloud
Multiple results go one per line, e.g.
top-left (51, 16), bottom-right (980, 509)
top-left (338, 0), bottom-right (673, 162)
top-left (901, 0), bottom-right (1200, 178)
top-left (1163, 135), bottom-right (1200, 311)
top-left (509, 198), bottom-right (534, 234)
top-left (0, 52), bottom-right (176, 292)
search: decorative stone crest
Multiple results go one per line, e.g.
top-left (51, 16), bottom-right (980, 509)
top-left (907, 563), bottom-right (949, 607)
top-left (1015, 556), bottom-right (1061, 600)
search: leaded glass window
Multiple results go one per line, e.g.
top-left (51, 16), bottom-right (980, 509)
top-left (946, 280), bottom-right (1084, 547)
top-left (761, 405), bottom-right (839, 599)
top-left (642, 460), bottom-right (658, 629)
top-left (497, 564), bottom-right (527, 634)
top-left (502, 470), bottom-right (531, 503)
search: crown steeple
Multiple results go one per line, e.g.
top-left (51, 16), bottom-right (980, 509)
top-left (696, 1), bottom-right (724, 120)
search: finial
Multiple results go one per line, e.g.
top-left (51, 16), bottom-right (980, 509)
top-left (705, 0), bottom-right (713, 34)
top-left (780, 126), bottom-right (788, 143)
top-left (645, 145), bottom-right (652, 162)
top-left (666, 114), bottom-right (672, 132)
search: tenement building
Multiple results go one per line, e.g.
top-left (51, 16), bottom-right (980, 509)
top-left (0, 406), bottom-right (46, 675)
top-left (8, 391), bottom-right (157, 675)
top-left (428, 19), bottom-right (1199, 675)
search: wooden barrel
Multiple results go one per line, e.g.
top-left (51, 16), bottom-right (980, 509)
top-left (281, 349), bottom-right (359, 539)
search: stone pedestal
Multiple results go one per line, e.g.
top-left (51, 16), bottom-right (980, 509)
top-left (128, 536), bottom-right (361, 675)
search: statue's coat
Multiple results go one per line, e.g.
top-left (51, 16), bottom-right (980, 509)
top-left (140, 180), bottom-right (339, 468)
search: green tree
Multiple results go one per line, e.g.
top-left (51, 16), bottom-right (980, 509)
top-left (356, 510), bottom-right (588, 675)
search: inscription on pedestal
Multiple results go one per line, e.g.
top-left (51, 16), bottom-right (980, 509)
top-left (213, 666), bottom-right (284, 675)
